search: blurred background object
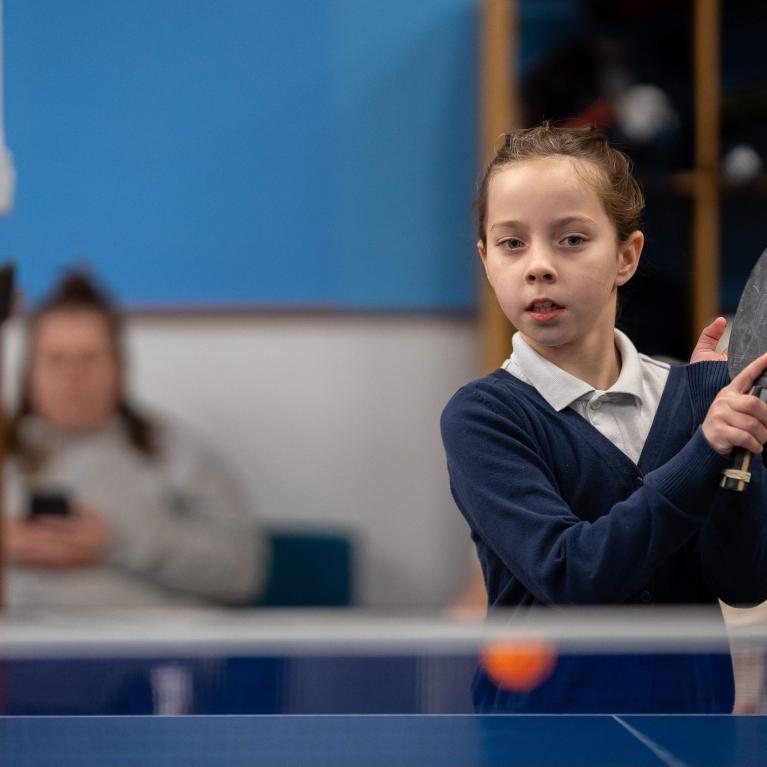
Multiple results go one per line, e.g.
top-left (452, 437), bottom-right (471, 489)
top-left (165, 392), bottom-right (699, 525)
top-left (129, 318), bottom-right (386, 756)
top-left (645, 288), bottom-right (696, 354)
top-left (3, 270), bottom-right (266, 609)
top-left (721, 143), bottom-right (762, 185)
top-left (0, 0), bottom-right (16, 215)
top-left (0, 0), bottom-right (480, 609)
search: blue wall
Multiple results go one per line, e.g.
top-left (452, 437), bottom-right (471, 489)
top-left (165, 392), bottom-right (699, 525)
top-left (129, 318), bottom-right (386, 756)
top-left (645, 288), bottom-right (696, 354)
top-left (0, 1), bottom-right (478, 310)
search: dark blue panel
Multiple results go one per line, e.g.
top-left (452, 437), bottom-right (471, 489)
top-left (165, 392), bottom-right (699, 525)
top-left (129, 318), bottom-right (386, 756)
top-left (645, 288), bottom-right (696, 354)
top-left (3, 709), bottom-right (767, 766)
top-left (0, 714), bottom-right (674, 767)
top-left (624, 715), bottom-right (767, 767)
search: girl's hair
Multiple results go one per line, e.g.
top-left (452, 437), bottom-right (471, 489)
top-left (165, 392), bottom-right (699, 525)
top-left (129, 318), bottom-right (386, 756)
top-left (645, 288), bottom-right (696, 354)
top-left (7, 270), bottom-right (157, 474)
top-left (476, 122), bottom-right (645, 245)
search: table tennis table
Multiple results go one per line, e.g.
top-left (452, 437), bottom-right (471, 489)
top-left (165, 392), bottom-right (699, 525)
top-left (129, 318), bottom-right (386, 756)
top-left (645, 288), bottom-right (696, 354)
top-left (4, 609), bottom-right (767, 765)
top-left (2, 713), bottom-right (766, 767)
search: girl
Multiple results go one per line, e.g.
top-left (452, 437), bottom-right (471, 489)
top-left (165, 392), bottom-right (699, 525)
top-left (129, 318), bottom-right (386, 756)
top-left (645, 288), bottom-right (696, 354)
top-left (441, 123), bottom-right (767, 713)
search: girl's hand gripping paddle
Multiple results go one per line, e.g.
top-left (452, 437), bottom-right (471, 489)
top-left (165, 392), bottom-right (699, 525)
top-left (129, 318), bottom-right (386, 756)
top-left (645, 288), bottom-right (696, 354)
top-left (721, 247), bottom-right (767, 491)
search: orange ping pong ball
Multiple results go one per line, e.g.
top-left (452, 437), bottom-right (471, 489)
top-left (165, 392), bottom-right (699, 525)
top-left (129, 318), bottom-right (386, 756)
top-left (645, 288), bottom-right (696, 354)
top-left (480, 640), bottom-right (557, 691)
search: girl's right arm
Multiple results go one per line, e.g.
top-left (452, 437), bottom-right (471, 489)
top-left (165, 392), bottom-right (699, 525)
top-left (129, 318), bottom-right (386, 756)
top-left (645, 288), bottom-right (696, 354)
top-left (441, 378), bottom-right (760, 606)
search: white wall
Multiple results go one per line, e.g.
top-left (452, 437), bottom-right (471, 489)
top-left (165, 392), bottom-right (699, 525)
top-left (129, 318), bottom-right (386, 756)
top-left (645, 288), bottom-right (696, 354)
top-left (5, 315), bottom-right (482, 607)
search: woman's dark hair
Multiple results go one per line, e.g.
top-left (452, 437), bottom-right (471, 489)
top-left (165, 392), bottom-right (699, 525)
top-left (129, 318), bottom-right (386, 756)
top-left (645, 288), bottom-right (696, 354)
top-left (7, 270), bottom-right (157, 473)
top-left (476, 122), bottom-right (645, 245)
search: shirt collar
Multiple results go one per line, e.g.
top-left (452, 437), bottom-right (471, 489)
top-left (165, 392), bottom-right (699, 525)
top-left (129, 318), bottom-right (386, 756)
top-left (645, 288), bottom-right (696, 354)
top-left (610, 329), bottom-right (645, 404)
top-left (507, 329), bottom-right (645, 412)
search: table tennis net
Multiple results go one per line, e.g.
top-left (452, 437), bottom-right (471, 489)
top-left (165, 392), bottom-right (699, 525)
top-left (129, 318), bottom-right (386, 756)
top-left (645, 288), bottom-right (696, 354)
top-left (2, 605), bottom-right (766, 715)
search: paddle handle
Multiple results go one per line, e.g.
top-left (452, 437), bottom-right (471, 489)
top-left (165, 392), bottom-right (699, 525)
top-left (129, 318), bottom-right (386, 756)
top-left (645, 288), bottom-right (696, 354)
top-left (721, 372), bottom-right (767, 492)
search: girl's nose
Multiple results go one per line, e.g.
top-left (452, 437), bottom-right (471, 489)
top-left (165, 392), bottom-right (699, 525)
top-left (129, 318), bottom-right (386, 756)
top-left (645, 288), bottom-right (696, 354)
top-left (524, 260), bottom-right (556, 284)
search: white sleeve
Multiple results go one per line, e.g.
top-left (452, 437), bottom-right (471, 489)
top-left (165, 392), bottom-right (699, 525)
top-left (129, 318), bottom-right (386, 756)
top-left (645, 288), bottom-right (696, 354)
top-left (107, 423), bottom-right (267, 604)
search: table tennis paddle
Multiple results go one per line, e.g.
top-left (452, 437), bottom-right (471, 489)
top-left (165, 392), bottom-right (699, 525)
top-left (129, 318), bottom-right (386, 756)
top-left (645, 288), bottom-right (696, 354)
top-left (720, 246), bottom-right (767, 491)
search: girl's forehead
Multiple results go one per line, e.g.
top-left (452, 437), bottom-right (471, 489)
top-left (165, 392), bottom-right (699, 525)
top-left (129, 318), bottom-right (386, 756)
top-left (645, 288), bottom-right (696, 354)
top-left (487, 157), bottom-right (607, 218)
top-left (490, 156), bottom-right (597, 192)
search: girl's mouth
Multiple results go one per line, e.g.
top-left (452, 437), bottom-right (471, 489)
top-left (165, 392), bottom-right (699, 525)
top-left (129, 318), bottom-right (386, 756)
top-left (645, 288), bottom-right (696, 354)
top-left (526, 300), bottom-right (564, 321)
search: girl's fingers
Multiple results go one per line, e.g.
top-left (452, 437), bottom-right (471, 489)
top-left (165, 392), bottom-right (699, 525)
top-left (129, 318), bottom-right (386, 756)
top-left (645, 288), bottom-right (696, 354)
top-left (725, 393), bottom-right (767, 423)
top-left (730, 351), bottom-right (767, 393)
top-left (719, 424), bottom-right (764, 454)
top-left (724, 414), bottom-right (767, 447)
top-left (701, 316), bottom-right (727, 346)
top-left (690, 317), bottom-right (728, 363)
top-left (704, 391), bottom-right (767, 454)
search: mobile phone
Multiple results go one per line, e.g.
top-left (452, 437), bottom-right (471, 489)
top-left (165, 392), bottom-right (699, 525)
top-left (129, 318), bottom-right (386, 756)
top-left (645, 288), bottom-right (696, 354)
top-left (28, 491), bottom-right (71, 520)
top-left (0, 262), bottom-right (14, 322)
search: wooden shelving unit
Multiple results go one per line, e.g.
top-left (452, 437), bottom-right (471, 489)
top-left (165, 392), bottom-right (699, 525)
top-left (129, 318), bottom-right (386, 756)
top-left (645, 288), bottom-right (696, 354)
top-left (479, 0), bottom-right (516, 372)
top-left (480, 0), bottom-right (722, 369)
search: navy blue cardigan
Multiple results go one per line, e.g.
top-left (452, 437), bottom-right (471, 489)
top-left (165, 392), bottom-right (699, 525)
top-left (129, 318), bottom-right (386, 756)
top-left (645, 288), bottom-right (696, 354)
top-left (441, 362), bottom-right (767, 713)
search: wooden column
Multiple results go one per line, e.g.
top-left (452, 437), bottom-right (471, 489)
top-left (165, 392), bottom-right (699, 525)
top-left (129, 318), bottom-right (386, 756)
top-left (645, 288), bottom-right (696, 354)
top-left (479, 0), bottom-right (515, 372)
top-left (692, 0), bottom-right (720, 340)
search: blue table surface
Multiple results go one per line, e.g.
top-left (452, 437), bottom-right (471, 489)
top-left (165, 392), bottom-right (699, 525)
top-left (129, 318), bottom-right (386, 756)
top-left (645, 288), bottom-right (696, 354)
top-left (2, 714), bottom-right (766, 767)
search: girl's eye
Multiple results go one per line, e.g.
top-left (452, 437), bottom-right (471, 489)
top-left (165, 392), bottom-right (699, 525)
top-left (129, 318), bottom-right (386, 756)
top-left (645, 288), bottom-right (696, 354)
top-left (563, 235), bottom-right (585, 247)
top-left (500, 238), bottom-right (524, 250)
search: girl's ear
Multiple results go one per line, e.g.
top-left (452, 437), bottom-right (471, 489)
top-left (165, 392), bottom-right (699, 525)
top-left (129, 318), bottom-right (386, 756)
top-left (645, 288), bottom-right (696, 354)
top-left (476, 239), bottom-right (487, 264)
top-left (616, 230), bottom-right (643, 286)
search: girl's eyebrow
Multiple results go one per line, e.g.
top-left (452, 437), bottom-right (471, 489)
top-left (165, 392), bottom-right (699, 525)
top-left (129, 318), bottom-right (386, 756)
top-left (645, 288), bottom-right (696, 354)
top-left (490, 216), bottom-right (596, 232)
top-left (553, 216), bottom-right (596, 228)
top-left (489, 219), bottom-right (524, 231)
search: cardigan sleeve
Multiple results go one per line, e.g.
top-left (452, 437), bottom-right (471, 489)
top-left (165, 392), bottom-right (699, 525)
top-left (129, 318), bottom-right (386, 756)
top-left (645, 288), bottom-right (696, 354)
top-left (699, 453), bottom-right (767, 606)
top-left (684, 362), bottom-right (767, 605)
top-left (441, 383), bottom-right (730, 605)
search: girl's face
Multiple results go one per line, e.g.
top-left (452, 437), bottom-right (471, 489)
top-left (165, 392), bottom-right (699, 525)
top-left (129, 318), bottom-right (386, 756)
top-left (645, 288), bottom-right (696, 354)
top-left (478, 156), bottom-right (642, 361)
top-left (29, 309), bottom-right (121, 433)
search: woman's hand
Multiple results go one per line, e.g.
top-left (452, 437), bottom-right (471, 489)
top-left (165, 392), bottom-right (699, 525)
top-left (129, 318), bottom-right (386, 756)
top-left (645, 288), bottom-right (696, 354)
top-left (702, 351), bottom-right (767, 455)
top-left (691, 316), bottom-right (728, 363)
top-left (5, 506), bottom-right (109, 569)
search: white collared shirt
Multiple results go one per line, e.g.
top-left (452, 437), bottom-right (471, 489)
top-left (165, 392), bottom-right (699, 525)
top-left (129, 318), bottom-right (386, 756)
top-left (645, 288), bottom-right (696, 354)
top-left (502, 330), bottom-right (671, 464)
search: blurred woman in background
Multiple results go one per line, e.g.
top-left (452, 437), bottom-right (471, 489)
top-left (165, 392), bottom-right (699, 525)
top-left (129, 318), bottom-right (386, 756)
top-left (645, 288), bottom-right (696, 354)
top-left (3, 271), bottom-right (265, 609)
